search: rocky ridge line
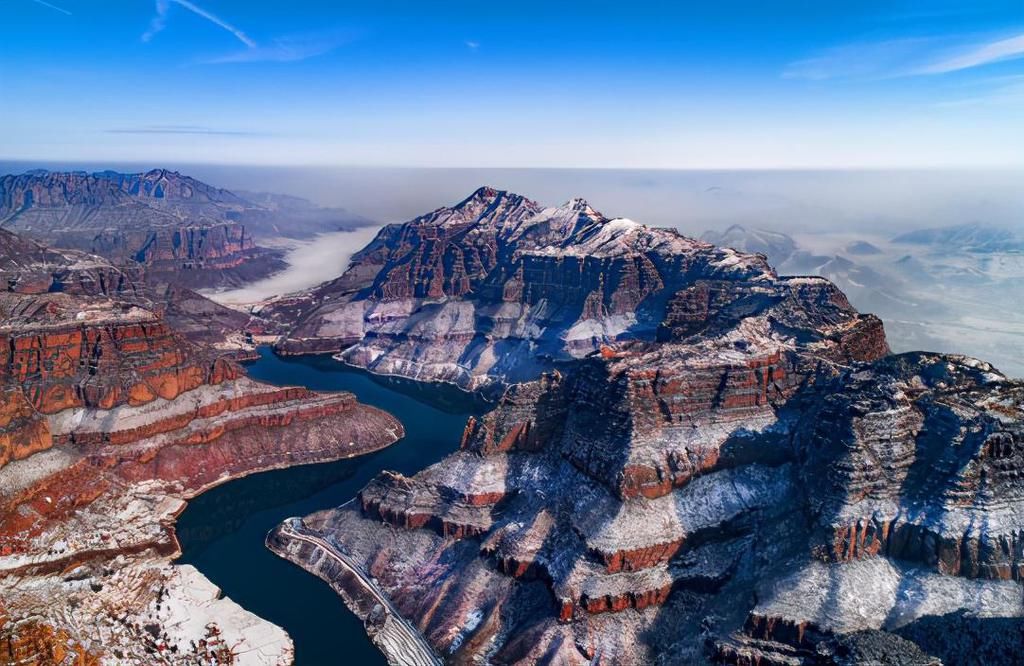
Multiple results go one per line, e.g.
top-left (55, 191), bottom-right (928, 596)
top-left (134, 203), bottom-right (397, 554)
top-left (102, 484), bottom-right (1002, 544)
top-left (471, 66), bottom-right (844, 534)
top-left (259, 188), bottom-right (1024, 666)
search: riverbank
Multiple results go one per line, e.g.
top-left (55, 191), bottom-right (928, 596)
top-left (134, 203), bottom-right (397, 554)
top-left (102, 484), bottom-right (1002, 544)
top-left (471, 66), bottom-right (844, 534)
top-left (175, 349), bottom-right (482, 665)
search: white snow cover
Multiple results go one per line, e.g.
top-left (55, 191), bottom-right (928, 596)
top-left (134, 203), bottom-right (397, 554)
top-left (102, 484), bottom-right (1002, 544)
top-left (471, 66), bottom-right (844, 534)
top-left (147, 565), bottom-right (294, 665)
top-left (757, 558), bottom-right (1024, 634)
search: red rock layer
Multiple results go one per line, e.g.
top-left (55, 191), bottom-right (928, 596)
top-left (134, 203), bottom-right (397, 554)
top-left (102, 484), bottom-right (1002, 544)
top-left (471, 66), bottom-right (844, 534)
top-left (0, 458), bottom-right (112, 559)
top-left (510, 252), bottom-right (669, 319)
top-left (596, 539), bottom-right (686, 574)
top-left (565, 584), bottom-right (674, 617)
top-left (0, 395), bottom-right (400, 572)
top-left (555, 352), bottom-right (796, 502)
top-left (828, 515), bottom-right (1024, 580)
top-left (0, 388), bottom-right (52, 467)
top-left (0, 320), bottom-right (239, 414)
top-left (0, 617), bottom-right (103, 666)
top-left (62, 385), bottom-right (339, 447)
top-left (115, 399), bottom-right (400, 494)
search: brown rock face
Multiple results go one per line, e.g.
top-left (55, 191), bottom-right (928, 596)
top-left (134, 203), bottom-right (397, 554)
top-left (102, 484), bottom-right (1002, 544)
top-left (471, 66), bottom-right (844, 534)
top-left (0, 315), bottom-right (238, 414)
top-left (271, 189), bottom-right (889, 405)
top-left (262, 187), bottom-right (1022, 666)
top-left (0, 388), bottom-right (51, 467)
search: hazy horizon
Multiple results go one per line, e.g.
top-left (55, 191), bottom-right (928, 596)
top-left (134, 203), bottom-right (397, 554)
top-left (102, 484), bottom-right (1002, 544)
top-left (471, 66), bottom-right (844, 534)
top-left (9, 159), bottom-right (1017, 376)
top-left (3, 161), bottom-right (1022, 237)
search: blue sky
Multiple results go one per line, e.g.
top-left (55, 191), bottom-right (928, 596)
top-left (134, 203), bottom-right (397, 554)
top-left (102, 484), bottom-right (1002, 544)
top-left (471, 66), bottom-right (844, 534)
top-left (1, 0), bottom-right (1023, 168)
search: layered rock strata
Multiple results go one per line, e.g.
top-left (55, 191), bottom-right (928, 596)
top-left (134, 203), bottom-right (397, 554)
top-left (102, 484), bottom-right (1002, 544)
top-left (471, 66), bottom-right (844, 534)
top-left (273, 349), bottom-right (1024, 665)
top-left (270, 189), bottom-right (870, 395)
top-left (0, 226), bottom-right (261, 358)
top-left (267, 188), bottom-right (1023, 665)
top-left (0, 231), bottom-right (404, 664)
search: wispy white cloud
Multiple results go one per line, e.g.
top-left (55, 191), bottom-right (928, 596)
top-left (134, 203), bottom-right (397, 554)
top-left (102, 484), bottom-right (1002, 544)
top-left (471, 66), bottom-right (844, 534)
top-left (142, 0), bottom-right (255, 48)
top-left (783, 38), bottom-right (935, 80)
top-left (106, 124), bottom-right (270, 136)
top-left (920, 33), bottom-right (1024, 74)
top-left (465, 40), bottom-right (480, 50)
top-left (785, 32), bottom-right (1024, 81)
top-left (141, 0), bottom-right (168, 42)
top-left (198, 31), bottom-right (351, 64)
top-left (936, 75), bottom-right (1024, 107)
top-left (141, 1), bottom-right (347, 65)
top-left (26, 0), bottom-right (71, 15)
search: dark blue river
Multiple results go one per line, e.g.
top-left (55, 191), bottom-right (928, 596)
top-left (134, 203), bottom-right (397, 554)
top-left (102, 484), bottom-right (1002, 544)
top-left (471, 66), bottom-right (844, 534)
top-left (175, 348), bottom-right (482, 665)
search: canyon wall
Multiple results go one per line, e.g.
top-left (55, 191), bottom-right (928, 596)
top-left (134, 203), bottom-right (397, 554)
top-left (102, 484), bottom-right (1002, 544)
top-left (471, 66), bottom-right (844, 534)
top-left (271, 188), bottom-right (886, 398)
top-left (0, 229), bottom-right (403, 664)
top-left (267, 187), bottom-right (1022, 666)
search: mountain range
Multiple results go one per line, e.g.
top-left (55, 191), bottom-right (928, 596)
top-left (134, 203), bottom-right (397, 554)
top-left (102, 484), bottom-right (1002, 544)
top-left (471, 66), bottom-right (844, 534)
top-left (0, 169), bottom-right (372, 288)
top-left (0, 182), bottom-right (1021, 665)
top-left (265, 188), bottom-right (885, 397)
top-left (260, 188), bottom-right (1022, 665)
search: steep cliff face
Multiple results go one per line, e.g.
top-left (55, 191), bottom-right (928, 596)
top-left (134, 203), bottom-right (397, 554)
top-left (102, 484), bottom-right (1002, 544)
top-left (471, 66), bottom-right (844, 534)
top-left (0, 230), bottom-right (404, 664)
top-left (714, 354), bottom-right (1024, 666)
top-left (795, 353), bottom-right (1024, 579)
top-left (272, 188), bottom-right (885, 397)
top-left (272, 347), bottom-right (1024, 665)
top-left (90, 221), bottom-right (257, 268)
top-left (0, 387), bottom-right (51, 468)
top-left (0, 306), bottom-right (238, 414)
top-left (264, 188), bottom-right (1022, 665)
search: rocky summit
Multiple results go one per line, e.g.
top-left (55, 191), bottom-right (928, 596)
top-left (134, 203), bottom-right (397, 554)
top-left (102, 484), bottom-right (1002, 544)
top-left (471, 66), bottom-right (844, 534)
top-left (267, 188), bottom-right (1022, 665)
top-left (2, 182), bottom-right (1021, 666)
top-left (269, 187), bottom-right (886, 397)
top-left (0, 228), bottom-right (403, 663)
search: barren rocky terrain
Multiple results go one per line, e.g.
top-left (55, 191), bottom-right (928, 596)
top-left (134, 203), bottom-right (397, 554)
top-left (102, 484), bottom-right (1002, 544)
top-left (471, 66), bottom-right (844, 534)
top-left (1, 182), bottom-right (1021, 665)
top-left (0, 229), bottom-right (402, 663)
top-left (265, 188), bottom-right (1023, 665)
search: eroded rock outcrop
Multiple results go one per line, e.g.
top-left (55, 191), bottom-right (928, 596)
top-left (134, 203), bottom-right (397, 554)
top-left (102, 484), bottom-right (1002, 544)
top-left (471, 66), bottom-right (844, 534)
top-left (0, 226), bottom-right (262, 361)
top-left (266, 188), bottom-right (1023, 666)
top-left (270, 188), bottom-right (875, 395)
top-left (0, 231), bottom-right (404, 664)
top-left (795, 353), bottom-right (1024, 580)
top-left (274, 350), bottom-right (1024, 665)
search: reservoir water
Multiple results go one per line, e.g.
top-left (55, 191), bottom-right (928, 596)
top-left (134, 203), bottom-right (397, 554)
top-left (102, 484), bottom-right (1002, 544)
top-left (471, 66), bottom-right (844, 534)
top-left (176, 348), bottom-right (482, 665)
